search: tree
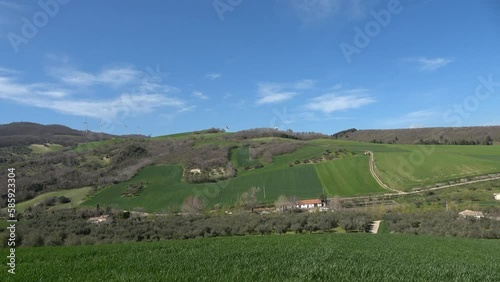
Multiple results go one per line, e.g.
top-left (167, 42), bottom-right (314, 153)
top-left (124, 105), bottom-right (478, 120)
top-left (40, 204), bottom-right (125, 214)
top-left (328, 196), bottom-right (343, 212)
top-left (181, 195), bottom-right (205, 216)
top-left (239, 187), bottom-right (260, 212)
top-left (275, 194), bottom-right (290, 212)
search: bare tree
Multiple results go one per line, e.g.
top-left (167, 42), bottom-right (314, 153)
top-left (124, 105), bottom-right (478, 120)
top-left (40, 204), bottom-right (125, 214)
top-left (239, 186), bottom-right (260, 212)
top-left (328, 196), bottom-right (343, 212)
top-left (182, 195), bottom-right (205, 216)
top-left (275, 194), bottom-right (290, 212)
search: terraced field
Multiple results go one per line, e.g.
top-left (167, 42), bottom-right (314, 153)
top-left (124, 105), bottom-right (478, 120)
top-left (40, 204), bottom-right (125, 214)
top-left (5, 234), bottom-right (500, 281)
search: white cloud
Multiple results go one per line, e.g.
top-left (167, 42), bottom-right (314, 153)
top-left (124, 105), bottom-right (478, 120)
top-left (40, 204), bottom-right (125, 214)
top-left (305, 88), bottom-right (375, 113)
top-left (405, 57), bottom-right (454, 72)
top-left (205, 73), bottom-right (221, 80)
top-left (404, 110), bottom-right (434, 120)
top-left (178, 105), bottom-right (196, 113)
top-left (192, 90), bottom-right (209, 100)
top-left (256, 79), bottom-right (315, 105)
top-left (49, 66), bottom-right (142, 87)
top-left (0, 67), bottom-right (185, 120)
top-left (385, 109), bottom-right (435, 127)
top-left (293, 79), bottom-right (316, 90)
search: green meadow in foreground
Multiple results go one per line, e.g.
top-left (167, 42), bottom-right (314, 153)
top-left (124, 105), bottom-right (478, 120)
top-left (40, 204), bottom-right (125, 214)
top-left (3, 234), bottom-right (499, 281)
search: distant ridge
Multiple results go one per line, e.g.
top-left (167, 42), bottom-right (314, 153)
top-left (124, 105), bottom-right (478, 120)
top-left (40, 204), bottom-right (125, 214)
top-left (332, 126), bottom-right (500, 145)
top-left (0, 122), bottom-right (115, 147)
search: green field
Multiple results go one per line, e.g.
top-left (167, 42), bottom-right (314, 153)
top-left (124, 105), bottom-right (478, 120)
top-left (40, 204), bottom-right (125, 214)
top-left (230, 146), bottom-right (257, 168)
top-left (371, 144), bottom-right (500, 190)
top-left (3, 234), bottom-right (499, 281)
top-left (315, 155), bottom-right (384, 196)
top-left (29, 143), bottom-right (65, 154)
top-left (224, 165), bottom-right (324, 204)
top-left (82, 165), bottom-right (224, 212)
top-left (6, 187), bottom-right (92, 213)
top-left (82, 164), bottom-right (325, 211)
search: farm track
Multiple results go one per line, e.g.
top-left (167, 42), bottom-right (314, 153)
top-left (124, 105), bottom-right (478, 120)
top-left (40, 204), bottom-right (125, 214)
top-left (340, 174), bottom-right (500, 201)
top-left (367, 151), bottom-right (403, 194)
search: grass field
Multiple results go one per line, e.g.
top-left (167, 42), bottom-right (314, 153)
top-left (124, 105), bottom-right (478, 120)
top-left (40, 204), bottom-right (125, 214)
top-left (230, 146), bottom-right (257, 168)
top-left (29, 143), bottom-right (65, 154)
top-left (6, 187), bottom-right (93, 213)
top-left (82, 165), bottom-right (223, 212)
top-left (315, 155), bottom-right (384, 196)
top-left (3, 234), bottom-right (499, 281)
top-left (224, 165), bottom-right (324, 204)
top-left (371, 144), bottom-right (500, 190)
top-left (64, 136), bottom-right (500, 210)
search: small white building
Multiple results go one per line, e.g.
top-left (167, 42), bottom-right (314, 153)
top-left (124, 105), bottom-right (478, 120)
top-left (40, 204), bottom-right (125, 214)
top-left (459, 210), bottom-right (484, 219)
top-left (189, 168), bottom-right (201, 174)
top-left (88, 215), bottom-right (110, 224)
top-left (494, 193), bottom-right (500, 201)
top-left (296, 199), bottom-right (324, 209)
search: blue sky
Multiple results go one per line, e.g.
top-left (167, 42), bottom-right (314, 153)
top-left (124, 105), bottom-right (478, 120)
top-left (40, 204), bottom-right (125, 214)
top-left (0, 0), bottom-right (499, 136)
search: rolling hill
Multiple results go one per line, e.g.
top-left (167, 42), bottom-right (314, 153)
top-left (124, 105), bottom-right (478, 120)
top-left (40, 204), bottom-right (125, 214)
top-left (3, 123), bottom-right (500, 212)
top-left (333, 126), bottom-right (500, 144)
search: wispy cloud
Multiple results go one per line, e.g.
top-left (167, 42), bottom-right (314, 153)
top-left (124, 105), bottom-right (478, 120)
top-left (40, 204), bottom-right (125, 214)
top-left (192, 90), bottom-right (208, 100)
top-left (178, 105), bottom-right (196, 113)
top-left (405, 57), bottom-right (454, 72)
top-left (305, 88), bottom-right (375, 113)
top-left (256, 79), bottom-right (315, 105)
top-left (0, 66), bottom-right (185, 120)
top-left (205, 73), bottom-right (221, 80)
top-left (385, 109), bottom-right (435, 127)
top-left (49, 66), bottom-right (142, 87)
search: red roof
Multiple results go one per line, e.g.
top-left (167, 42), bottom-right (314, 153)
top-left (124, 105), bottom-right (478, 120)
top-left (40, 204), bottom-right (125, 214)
top-left (298, 199), bottom-right (322, 205)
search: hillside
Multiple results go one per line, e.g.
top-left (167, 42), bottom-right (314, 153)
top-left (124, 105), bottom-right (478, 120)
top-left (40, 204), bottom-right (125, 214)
top-left (2, 123), bottom-right (500, 212)
top-left (333, 126), bottom-right (500, 145)
top-left (0, 122), bottom-right (115, 147)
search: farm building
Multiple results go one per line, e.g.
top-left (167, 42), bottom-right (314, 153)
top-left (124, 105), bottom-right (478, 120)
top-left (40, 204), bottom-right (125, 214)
top-left (88, 215), bottom-right (110, 224)
top-left (296, 199), bottom-right (324, 209)
top-left (494, 193), bottom-right (500, 201)
top-left (458, 210), bottom-right (484, 219)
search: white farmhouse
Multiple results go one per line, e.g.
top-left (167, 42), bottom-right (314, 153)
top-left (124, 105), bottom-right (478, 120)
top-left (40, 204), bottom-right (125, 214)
top-left (296, 199), bottom-right (324, 209)
top-left (494, 193), bottom-right (500, 201)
